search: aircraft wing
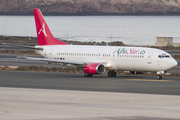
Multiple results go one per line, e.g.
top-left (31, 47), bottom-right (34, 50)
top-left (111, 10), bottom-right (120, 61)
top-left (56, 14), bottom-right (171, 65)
top-left (26, 57), bottom-right (85, 65)
top-left (25, 57), bottom-right (109, 68)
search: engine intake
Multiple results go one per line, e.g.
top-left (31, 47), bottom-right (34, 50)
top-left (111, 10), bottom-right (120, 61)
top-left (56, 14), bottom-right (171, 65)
top-left (84, 63), bottom-right (105, 74)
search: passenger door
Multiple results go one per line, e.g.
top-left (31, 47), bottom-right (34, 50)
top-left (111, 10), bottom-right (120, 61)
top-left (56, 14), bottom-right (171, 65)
top-left (147, 52), bottom-right (153, 64)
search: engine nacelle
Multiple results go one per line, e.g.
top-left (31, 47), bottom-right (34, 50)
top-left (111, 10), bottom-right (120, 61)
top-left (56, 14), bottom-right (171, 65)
top-left (130, 71), bottom-right (146, 74)
top-left (84, 63), bottom-right (105, 74)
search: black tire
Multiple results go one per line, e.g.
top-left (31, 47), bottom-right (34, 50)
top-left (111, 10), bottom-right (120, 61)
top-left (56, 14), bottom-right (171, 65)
top-left (112, 71), bottom-right (117, 77)
top-left (84, 73), bottom-right (88, 77)
top-left (108, 71), bottom-right (112, 77)
top-left (88, 74), bottom-right (93, 77)
top-left (157, 75), bottom-right (162, 79)
top-left (84, 73), bottom-right (93, 77)
top-left (108, 71), bottom-right (117, 77)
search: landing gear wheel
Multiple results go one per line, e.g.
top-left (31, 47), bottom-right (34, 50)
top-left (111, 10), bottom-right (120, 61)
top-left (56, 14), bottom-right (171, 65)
top-left (112, 71), bottom-right (116, 77)
top-left (157, 75), bottom-right (162, 79)
top-left (108, 71), bottom-right (112, 77)
top-left (84, 73), bottom-right (93, 77)
top-left (108, 70), bottom-right (117, 77)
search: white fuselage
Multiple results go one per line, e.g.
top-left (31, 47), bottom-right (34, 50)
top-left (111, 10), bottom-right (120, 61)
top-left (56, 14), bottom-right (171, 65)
top-left (35, 45), bottom-right (177, 72)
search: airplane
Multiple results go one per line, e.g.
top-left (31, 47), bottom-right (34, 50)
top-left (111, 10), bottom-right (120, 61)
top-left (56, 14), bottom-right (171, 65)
top-left (5, 8), bottom-right (178, 79)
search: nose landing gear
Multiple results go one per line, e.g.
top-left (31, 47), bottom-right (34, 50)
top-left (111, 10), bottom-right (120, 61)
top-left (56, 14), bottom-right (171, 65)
top-left (156, 71), bottom-right (164, 79)
top-left (157, 75), bottom-right (162, 79)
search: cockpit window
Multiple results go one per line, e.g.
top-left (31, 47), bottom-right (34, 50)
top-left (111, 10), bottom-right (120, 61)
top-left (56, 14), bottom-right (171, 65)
top-left (158, 54), bottom-right (170, 58)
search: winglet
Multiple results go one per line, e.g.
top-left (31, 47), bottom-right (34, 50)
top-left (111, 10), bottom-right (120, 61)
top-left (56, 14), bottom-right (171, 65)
top-left (33, 8), bottom-right (68, 45)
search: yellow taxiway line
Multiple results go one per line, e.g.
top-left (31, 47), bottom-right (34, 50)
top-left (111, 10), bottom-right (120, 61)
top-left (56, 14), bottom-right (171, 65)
top-left (126, 79), bottom-right (173, 82)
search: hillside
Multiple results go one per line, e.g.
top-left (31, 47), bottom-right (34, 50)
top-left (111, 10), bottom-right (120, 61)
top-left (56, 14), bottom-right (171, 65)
top-left (0, 0), bottom-right (180, 15)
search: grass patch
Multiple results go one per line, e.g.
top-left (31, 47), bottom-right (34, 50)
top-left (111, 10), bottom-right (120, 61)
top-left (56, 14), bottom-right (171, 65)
top-left (0, 66), bottom-right (16, 71)
top-left (15, 66), bottom-right (84, 73)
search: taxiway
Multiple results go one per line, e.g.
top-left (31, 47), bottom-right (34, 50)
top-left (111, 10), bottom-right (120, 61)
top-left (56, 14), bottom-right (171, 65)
top-left (0, 70), bottom-right (180, 95)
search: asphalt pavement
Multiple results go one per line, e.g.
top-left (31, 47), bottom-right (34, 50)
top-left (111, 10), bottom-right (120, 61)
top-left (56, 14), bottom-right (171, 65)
top-left (0, 70), bottom-right (180, 95)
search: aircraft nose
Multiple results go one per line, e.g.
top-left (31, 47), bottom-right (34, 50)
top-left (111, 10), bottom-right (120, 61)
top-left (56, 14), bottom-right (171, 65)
top-left (162, 58), bottom-right (178, 71)
top-left (170, 59), bottom-right (178, 68)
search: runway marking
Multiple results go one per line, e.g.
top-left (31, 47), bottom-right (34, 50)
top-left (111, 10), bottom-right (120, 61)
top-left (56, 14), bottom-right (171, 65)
top-left (126, 79), bottom-right (173, 82)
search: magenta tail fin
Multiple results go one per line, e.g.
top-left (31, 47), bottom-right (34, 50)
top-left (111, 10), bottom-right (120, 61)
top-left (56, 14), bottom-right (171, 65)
top-left (33, 8), bottom-right (67, 45)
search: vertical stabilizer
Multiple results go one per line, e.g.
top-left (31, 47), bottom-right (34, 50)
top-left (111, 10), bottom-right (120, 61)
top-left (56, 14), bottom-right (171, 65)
top-left (33, 9), bottom-right (67, 45)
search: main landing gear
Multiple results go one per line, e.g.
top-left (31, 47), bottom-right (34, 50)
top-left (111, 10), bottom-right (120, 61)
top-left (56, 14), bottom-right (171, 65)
top-left (84, 73), bottom-right (93, 77)
top-left (108, 70), bottom-right (117, 77)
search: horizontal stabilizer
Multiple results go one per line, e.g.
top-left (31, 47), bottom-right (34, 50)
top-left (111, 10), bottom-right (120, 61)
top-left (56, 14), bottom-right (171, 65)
top-left (2, 43), bottom-right (43, 50)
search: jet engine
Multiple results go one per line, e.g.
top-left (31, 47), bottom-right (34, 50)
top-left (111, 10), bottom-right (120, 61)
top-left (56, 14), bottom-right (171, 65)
top-left (84, 63), bottom-right (105, 74)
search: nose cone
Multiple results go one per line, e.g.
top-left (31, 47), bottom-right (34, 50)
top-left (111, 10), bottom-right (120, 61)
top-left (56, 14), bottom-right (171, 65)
top-left (161, 58), bottom-right (178, 71)
top-left (169, 58), bottom-right (178, 69)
